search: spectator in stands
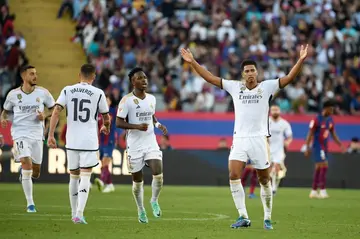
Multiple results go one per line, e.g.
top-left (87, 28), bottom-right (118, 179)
top-left (217, 138), bottom-right (229, 151)
top-left (350, 93), bottom-right (360, 115)
top-left (60, 0), bottom-right (359, 114)
top-left (347, 137), bottom-right (360, 154)
top-left (57, 0), bottom-right (74, 19)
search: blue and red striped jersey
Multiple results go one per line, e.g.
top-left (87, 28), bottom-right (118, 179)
top-left (98, 106), bottom-right (117, 146)
top-left (309, 114), bottom-right (335, 152)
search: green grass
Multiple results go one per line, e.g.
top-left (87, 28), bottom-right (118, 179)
top-left (0, 184), bottom-right (359, 239)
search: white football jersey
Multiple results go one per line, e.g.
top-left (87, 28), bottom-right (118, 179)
top-left (222, 79), bottom-right (280, 137)
top-left (3, 86), bottom-right (55, 140)
top-left (117, 92), bottom-right (159, 151)
top-left (269, 117), bottom-right (292, 153)
top-left (56, 82), bottom-right (109, 151)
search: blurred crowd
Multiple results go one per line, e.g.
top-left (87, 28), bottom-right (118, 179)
top-left (57, 0), bottom-right (360, 114)
top-left (0, 1), bottom-right (29, 111)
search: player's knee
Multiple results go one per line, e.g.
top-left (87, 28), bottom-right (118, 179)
top-left (102, 157), bottom-right (111, 166)
top-left (70, 169), bottom-right (80, 176)
top-left (32, 171), bottom-right (40, 179)
top-left (229, 171), bottom-right (241, 180)
top-left (132, 171), bottom-right (143, 182)
top-left (21, 158), bottom-right (32, 170)
top-left (258, 175), bottom-right (270, 185)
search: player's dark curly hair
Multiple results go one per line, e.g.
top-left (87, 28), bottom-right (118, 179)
top-left (20, 65), bottom-right (35, 74)
top-left (323, 99), bottom-right (336, 108)
top-left (240, 60), bottom-right (257, 71)
top-left (128, 67), bottom-right (144, 81)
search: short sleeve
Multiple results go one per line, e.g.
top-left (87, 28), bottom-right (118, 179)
top-left (263, 79), bottom-right (280, 96)
top-left (3, 92), bottom-right (14, 111)
top-left (98, 91), bottom-right (109, 114)
top-left (284, 122), bottom-right (293, 138)
top-left (44, 90), bottom-right (55, 108)
top-left (117, 96), bottom-right (129, 118)
top-left (56, 87), bottom-right (67, 107)
top-left (309, 117), bottom-right (318, 132)
top-left (221, 79), bottom-right (238, 94)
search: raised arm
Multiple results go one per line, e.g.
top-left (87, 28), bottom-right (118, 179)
top-left (279, 44), bottom-right (308, 88)
top-left (180, 48), bottom-right (222, 88)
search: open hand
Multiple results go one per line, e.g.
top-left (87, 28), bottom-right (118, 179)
top-left (180, 48), bottom-right (194, 63)
top-left (299, 44), bottom-right (308, 61)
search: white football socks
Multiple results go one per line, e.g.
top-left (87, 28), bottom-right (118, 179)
top-left (21, 169), bottom-right (34, 207)
top-left (230, 179), bottom-right (249, 218)
top-left (151, 174), bottom-right (163, 203)
top-left (69, 174), bottom-right (80, 218)
top-left (260, 180), bottom-right (273, 221)
top-left (132, 181), bottom-right (145, 212)
top-left (76, 172), bottom-right (91, 218)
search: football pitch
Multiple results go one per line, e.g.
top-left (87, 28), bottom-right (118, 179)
top-left (0, 184), bottom-right (359, 239)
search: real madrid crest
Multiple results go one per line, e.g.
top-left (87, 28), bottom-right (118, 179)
top-left (257, 88), bottom-right (263, 96)
top-left (17, 94), bottom-right (22, 103)
top-left (36, 97), bottom-right (40, 103)
top-left (133, 99), bottom-right (139, 105)
top-left (240, 86), bottom-right (246, 93)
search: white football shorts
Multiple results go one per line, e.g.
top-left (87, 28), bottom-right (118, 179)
top-left (127, 148), bottom-right (163, 173)
top-left (270, 150), bottom-right (286, 164)
top-left (13, 137), bottom-right (43, 164)
top-left (66, 150), bottom-right (99, 171)
top-left (229, 136), bottom-right (271, 170)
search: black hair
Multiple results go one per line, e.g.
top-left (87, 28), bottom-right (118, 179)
top-left (106, 93), bottom-right (117, 108)
top-left (128, 67), bottom-right (144, 81)
top-left (80, 64), bottom-right (96, 78)
top-left (20, 65), bottom-right (35, 74)
top-left (240, 59), bottom-right (257, 71)
top-left (323, 99), bottom-right (336, 108)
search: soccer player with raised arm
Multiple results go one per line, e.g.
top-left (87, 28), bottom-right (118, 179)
top-left (94, 94), bottom-right (117, 193)
top-left (1, 65), bottom-right (55, 213)
top-left (181, 45), bottom-right (308, 230)
top-left (269, 105), bottom-right (293, 195)
top-left (116, 67), bottom-right (168, 224)
top-left (304, 100), bottom-right (345, 199)
top-left (47, 64), bottom-right (111, 224)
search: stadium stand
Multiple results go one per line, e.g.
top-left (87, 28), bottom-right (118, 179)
top-left (0, 1), bottom-right (29, 111)
top-left (60, 0), bottom-right (360, 114)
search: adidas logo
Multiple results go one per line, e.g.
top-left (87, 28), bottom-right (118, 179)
top-left (79, 189), bottom-right (87, 193)
top-left (136, 105), bottom-right (140, 109)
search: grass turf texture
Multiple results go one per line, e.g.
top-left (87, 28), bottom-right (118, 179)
top-left (0, 184), bottom-right (359, 239)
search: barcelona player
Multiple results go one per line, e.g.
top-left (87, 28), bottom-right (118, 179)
top-left (241, 160), bottom-right (258, 199)
top-left (94, 94), bottom-right (117, 193)
top-left (305, 100), bottom-right (345, 199)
